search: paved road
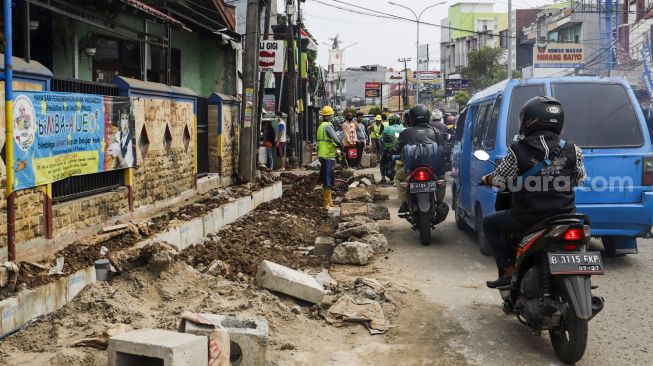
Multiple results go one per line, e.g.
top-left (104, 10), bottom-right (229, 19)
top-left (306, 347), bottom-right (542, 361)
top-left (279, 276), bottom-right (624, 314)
top-left (371, 174), bottom-right (653, 366)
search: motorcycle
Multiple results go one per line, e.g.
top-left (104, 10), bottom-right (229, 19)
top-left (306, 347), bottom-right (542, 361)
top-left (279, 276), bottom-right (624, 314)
top-left (474, 150), bottom-right (605, 364)
top-left (395, 154), bottom-right (449, 246)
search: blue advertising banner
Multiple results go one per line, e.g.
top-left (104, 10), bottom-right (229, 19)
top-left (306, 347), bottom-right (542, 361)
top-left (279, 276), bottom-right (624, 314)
top-left (11, 91), bottom-right (135, 190)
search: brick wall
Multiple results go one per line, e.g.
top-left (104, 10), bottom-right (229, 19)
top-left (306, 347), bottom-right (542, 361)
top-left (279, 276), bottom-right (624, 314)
top-left (53, 189), bottom-right (129, 238)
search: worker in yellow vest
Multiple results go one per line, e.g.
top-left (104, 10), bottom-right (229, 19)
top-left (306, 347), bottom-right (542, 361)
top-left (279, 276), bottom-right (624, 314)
top-left (317, 106), bottom-right (343, 208)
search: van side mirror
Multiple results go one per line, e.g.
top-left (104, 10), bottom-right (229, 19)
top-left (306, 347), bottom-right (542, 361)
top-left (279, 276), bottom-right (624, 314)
top-left (473, 150), bottom-right (491, 162)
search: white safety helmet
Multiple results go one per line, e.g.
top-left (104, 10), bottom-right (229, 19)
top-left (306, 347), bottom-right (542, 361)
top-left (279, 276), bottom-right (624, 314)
top-left (431, 109), bottom-right (443, 121)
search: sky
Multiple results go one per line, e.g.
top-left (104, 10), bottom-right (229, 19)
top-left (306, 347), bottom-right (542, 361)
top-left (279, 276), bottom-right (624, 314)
top-left (278, 0), bottom-right (564, 71)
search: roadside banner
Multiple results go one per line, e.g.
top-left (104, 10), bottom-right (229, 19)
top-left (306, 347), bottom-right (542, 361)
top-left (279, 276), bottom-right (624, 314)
top-left (11, 91), bottom-right (136, 190)
top-left (365, 82), bottom-right (381, 98)
top-left (533, 42), bottom-right (584, 68)
top-left (641, 34), bottom-right (653, 118)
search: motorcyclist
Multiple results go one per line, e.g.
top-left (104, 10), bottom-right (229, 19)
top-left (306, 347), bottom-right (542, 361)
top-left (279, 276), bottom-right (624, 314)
top-left (317, 106), bottom-right (344, 208)
top-left (393, 104), bottom-right (446, 213)
top-left (481, 96), bottom-right (586, 289)
top-left (430, 110), bottom-right (448, 136)
top-left (379, 114), bottom-right (404, 183)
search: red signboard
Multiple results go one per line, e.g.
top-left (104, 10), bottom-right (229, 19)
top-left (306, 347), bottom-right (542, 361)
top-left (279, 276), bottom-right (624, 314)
top-left (365, 82), bottom-right (381, 89)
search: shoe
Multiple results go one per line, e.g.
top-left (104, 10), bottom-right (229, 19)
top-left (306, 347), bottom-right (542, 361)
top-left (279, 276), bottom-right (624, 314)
top-left (398, 202), bottom-right (409, 214)
top-left (379, 178), bottom-right (387, 184)
top-left (486, 276), bottom-right (511, 289)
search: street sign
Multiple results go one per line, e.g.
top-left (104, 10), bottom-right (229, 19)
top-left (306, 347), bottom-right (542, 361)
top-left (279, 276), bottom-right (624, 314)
top-left (415, 71), bottom-right (440, 81)
top-left (259, 41), bottom-right (285, 73)
top-left (445, 79), bottom-right (469, 90)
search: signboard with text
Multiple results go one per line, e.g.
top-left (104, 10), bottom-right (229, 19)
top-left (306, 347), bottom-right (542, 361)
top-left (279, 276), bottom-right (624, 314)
top-left (534, 42), bottom-right (584, 68)
top-left (11, 92), bottom-right (136, 190)
top-left (259, 41), bottom-right (286, 73)
top-left (365, 82), bottom-right (381, 98)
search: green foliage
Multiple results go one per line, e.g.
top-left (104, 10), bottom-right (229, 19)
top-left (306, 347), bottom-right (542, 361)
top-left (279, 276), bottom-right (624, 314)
top-left (368, 106), bottom-right (383, 116)
top-left (454, 91), bottom-right (470, 108)
top-left (461, 47), bottom-right (508, 91)
top-left (343, 107), bottom-right (357, 116)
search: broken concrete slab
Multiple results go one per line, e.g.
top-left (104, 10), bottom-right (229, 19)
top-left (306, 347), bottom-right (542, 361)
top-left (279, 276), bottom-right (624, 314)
top-left (340, 215), bottom-right (374, 223)
top-left (358, 234), bottom-right (389, 254)
top-left (340, 202), bottom-right (369, 218)
top-left (255, 260), bottom-right (326, 304)
top-left (331, 242), bottom-right (374, 265)
top-left (108, 328), bottom-right (208, 366)
top-left (344, 187), bottom-right (373, 203)
top-left (315, 270), bottom-right (337, 289)
top-left (182, 314), bottom-right (268, 366)
top-left (334, 223), bottom-right (380, 240)
top-left (314, 237), bottom-right (336, 258)
top-left (360, 177), bottom-right (373, 186)
top-left (367, 203), bottom-right (391, 221)
top-left (327, 207), bottom-right (341, 226)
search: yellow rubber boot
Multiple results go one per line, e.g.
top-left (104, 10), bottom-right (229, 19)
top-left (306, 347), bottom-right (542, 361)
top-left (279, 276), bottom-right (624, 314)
top-left (323, 189), bottom-right (332, 208)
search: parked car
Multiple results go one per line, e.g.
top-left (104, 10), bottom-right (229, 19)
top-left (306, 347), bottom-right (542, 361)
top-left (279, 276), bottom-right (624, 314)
top-left (451, 77), bottom-right (653, 255)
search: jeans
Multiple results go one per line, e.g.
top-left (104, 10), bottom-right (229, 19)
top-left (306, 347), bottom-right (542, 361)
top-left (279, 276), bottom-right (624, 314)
top-left (265, 147), bottom-right (275, 169)
top-left (319, 158), bottom-right (335, 188)
top-left (380, 150), bottom-right (391, 179)
top-left (483, 210), bottom-right (530, 270)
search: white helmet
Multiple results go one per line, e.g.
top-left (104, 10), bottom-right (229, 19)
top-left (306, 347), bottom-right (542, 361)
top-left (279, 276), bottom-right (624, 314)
top-left (431, 109), bottom-right (443, 121)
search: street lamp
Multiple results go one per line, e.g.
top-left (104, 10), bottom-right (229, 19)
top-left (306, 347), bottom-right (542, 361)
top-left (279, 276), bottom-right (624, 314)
top-left (389, 1), bottom-right (446, 104)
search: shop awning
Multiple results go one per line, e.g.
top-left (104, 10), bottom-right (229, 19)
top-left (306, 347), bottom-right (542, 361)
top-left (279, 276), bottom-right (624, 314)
top-left (121, 0), bottom-right (190, 30)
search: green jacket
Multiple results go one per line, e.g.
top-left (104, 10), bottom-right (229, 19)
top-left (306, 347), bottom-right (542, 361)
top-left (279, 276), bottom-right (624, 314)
top-left (381, 124), bottom-right (404, 150)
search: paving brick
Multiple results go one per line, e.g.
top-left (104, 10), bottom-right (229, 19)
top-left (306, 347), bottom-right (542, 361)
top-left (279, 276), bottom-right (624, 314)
top-left (255, 260), bottom-right (326, 304)
top-left (314, 237), bottom-right (336, 258)
top-left (108, 328), bottom-right (207, 366)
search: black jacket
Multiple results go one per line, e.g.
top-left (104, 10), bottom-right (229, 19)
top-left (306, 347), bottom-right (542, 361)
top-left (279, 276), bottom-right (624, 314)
top-left (393, 123), bottom-right (444, 154)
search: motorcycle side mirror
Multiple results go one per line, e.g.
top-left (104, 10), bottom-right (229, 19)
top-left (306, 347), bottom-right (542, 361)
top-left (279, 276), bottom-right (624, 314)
top-left (473, 150), bottom-right (491, 162)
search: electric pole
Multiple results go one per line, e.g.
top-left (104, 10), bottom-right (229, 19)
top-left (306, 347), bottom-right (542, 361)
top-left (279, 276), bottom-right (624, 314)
top-left (257, 1), bottom-right (272, 126)
top-left (238, 0), bottom-right (260, 182)
top-left (398, 57), bottom-right (411, 108)
top-left (286, 0), bottom-right (298, 166)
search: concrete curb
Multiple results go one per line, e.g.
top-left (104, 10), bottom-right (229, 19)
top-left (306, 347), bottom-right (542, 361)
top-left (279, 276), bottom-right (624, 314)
top-left (0, 181), bottom-right (283, 339)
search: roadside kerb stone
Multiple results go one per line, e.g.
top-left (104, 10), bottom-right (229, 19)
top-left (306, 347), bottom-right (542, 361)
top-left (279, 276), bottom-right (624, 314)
top-left (183, 314), bottom-right (269, 366)
top-left (108, 328), bottom-right (207, 366)
top-left (256, 260), bottom-right (326, 304)
top-left (223, 201), bottom-right (239, 225)
top-left (180, 217), bottom-right (205, 250)
top-left (358, 233), bottom-right (389, 254)
top-left (237, 196), bottom-right (253, 217)
top-left (340, 203), bottom-right (369, 218)
top-left (331, 241), bottom-right (374, 265)
top-left (155, 226), bottom-right (182, 249)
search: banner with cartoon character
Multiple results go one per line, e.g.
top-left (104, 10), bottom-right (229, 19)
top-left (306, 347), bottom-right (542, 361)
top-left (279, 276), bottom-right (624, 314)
top-left (11, 92), bottom-right (136, 190)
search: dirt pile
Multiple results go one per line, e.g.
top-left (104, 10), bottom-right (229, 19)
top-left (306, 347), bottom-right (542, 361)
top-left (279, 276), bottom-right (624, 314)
top-left (181, 172), bottom-right (332, 282)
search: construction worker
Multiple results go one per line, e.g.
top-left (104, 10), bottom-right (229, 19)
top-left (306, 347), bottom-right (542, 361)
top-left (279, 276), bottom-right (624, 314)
top-left (317, 106), bottom-right (343, 208)
top-left (368, 115), bottom-right (383, 156)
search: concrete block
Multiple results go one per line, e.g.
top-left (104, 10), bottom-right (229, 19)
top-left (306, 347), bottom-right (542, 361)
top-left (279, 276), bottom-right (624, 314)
top-left (340, 203), bottom-right (369, 218)
top-left (67, 267), bottom-right (92, 302)
top-left (251, 190), bottom-right (265, 209)
top-left (18, 288), bottom-right (50, 327)
top-left (273, 182), bottom-right (283, 199)
top-left (237, 196), bottom-right (253, 217)
top-left (314, 237), bottom-right (336, 258)
top-left (108, 328), bottom-right (208, 366)
top-left (180, 218), bottom-right (204, 250)
top-left (327, 207), bottom-right (341, 226)
top-left (223, 201), bottom-right (239, 225)
top-left (197, 174), bottom-right (222, 195)
top-left (156, 226), bottom-right (182, 249)
top-left (203, 213), bottom-right (216, 237)
top-left (255, 260), bottom-right (325, 304)
top-left (183, 314), bottom-right (268, 366)
top-left (0, 297), bottom-right (20, 337)
top-left (211, 207), bottom-right (224, 231)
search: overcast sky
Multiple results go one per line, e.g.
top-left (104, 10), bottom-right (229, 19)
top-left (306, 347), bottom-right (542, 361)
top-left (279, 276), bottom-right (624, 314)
top-left (278, 0), bottom-right (563, 71)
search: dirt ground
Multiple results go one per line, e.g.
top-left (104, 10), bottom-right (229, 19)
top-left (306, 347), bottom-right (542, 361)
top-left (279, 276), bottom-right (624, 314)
top-left (0, 171), bottom-right (470, 366)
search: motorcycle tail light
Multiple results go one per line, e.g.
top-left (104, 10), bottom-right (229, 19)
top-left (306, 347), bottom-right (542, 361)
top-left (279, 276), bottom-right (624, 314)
top-left (564, 244), bottom-right (578, 251)
top-left (643, 157), bottom-right (653, 186)
top-left (561, 228), bottom-right (585, 241)
top-left (413, 168), bottom-right (431, 182)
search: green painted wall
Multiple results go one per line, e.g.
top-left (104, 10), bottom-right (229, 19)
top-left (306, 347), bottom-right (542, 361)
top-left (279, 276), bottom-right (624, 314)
top-left (51, 11), bottom-right (236, 97)
top-left (447, 5), bottom-right (508, 41)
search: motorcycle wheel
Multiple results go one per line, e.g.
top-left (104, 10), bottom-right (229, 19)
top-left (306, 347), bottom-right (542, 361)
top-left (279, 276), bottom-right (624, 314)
top-left (418, 212), bottom-right (431, 246)
top-left (549, 303), bottom-right (589, 364)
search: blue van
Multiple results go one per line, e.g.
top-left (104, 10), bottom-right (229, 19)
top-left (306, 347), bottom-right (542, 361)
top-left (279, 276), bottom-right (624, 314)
top-left (451, 77), bottom-right (653, 255)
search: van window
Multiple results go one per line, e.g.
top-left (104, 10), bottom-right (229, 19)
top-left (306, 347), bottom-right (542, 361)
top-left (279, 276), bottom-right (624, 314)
top-left (551, 83), bottom-right (644, 148)
top-left (454, 108), bottom-right (468, 142)
top-left (473, 103), bottom-right (491, 147)
top-left (506, 84), bottom-right (547, 144)
top-left (484, 96), bottom-right (502, 149)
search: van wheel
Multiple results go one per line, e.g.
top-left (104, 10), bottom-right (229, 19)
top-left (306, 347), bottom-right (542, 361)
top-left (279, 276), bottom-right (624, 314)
top-left (475, 207), bottom-right (493, 256)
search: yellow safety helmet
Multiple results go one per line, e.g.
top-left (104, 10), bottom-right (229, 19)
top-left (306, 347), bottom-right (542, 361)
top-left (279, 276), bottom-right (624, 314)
top-left (321, 106), bottom-right (335, 117)
top-left (375, 115), bottom-right (382, 121)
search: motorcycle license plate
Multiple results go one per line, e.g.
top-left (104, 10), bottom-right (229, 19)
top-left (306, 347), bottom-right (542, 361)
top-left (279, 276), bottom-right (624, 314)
top-left (410, 181), bottom-right (437, 193)
top-left (548, 252), bottom-right (604, 275)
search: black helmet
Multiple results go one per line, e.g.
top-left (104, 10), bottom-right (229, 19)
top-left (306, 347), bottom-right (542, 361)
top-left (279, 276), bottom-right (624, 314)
top-left (519, 96), bottom-right (564, 136)
top-left (409, 104), bottom-right (430, 126)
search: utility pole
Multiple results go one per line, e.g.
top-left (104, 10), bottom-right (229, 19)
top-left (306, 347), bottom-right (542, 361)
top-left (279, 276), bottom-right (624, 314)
top-left (398, 57), bottom-right (411, 108)
top-left (507, 0), bottom-right (513, 78)
top-left (238, 0), bottom-right (260, 182)
top-left (297, 0), bottom-right (306, 165)
top-left (257, 1), bottom-right (272, 126)
top-left (286, 0), bottom-right (298, 166)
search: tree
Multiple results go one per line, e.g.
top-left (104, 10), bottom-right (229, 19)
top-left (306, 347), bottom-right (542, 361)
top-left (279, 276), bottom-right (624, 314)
top-left (461, 47), bottom-right (507, 91)
top-left (368, 106), bottom-right (383, 116)
top-left (454, 91), bottom-right (470, 109)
